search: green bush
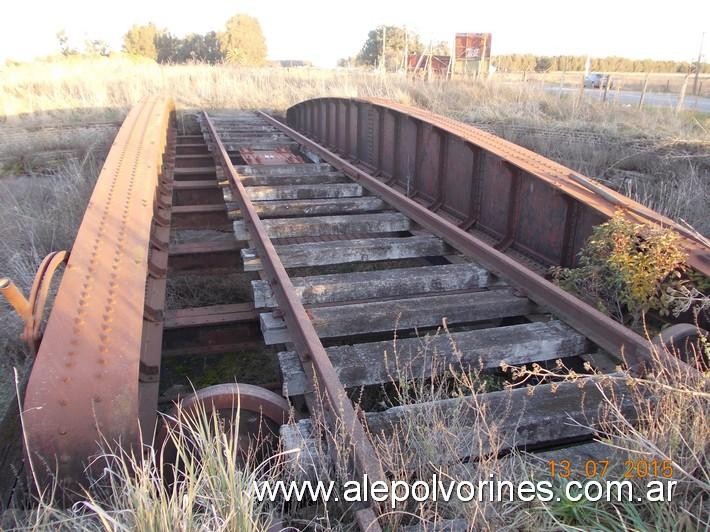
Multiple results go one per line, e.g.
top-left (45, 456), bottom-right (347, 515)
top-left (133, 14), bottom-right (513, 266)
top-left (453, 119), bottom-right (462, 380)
top-left (552, 212), bottom-right (708, 327)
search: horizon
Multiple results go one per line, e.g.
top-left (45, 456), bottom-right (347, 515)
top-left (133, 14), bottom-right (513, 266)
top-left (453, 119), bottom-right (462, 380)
top-left (1, 0), bottom-right (708, 66)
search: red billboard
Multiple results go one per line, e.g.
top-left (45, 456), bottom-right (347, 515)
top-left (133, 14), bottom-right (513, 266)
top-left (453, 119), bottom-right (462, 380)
top-left (454, 33), bottom-right (492, 76)
top-left (455, 33), bottom-right (492, 61)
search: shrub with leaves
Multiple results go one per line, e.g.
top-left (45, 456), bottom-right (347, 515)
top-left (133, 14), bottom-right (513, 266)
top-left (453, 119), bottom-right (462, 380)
top-left (552, 212), bottom-right (699, 327)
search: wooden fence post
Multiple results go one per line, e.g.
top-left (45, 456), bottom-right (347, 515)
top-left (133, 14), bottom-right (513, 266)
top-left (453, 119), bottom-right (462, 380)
top-left (558, 70), bottom-right (566, 99)
top-left (603, 76), bottom-right (612, 103)
top-left (577, 73), bottom-right (585, 102)
top-left (638, 73), bottom-right (649, 109)
top-left (675, 74), bottom-right (689, 114)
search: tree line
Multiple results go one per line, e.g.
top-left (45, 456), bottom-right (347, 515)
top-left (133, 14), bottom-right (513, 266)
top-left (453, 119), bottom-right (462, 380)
top-left (338, 26), bottom-right (708, 74)
top-left (339, 25), bottom-right (449, 70)
top-left (55, 14), bottom-right (267, 65)
top-left (57, 19), bottom-right (709, 74)
top-left (490, 54), bottom-right (708, 74)
top-left (122, 14), bottom-right (267, 65)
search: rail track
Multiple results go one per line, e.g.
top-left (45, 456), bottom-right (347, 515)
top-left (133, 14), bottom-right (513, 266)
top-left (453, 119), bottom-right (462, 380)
top-left (4, 96), bottom-right (707, 528)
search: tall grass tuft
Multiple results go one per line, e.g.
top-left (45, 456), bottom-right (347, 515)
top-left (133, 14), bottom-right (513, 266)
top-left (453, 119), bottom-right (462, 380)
top-left (9, 395), bottom-right (281, 531)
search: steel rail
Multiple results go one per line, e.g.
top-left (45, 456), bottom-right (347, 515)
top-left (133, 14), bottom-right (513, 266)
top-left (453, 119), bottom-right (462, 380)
top-left (202, 113), bottom-right (388, 517)
top-left (259, 111), bottom-right (703, 379)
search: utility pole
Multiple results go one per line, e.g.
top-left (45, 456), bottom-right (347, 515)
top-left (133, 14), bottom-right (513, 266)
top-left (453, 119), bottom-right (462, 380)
top-left (426, 41), bottom-right (433, 82)
top-left (558, 57), bottom-right (566, 98)
top-left (403, 26), bottom-right (408, 74)
top-left (603, 75), bottom-right (612, 103)
top-left (381, 26), bottom-right (387, 72)
top-left (693, 32), bottom-right (705, 96)
top-left (477, 34), bottom-right (488, 79)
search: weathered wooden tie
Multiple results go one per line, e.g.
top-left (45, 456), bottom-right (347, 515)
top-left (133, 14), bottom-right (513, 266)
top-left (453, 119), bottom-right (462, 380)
top-left (242, 235), bottom-right (450, 270)
top-left (224, 140), bottom-right (299, 151)
top-left (234, 163), bottom-right (333, 176)
top-left (279, 380), bottom-right (632, 477)
top-left (364, 378), bottom-right (634, 464)
top-left (233, 212), bottom-right (410, 240)
top-left (238, 172), bottom-right (349, 187)
top-left (164, 303), bottom-right (257, 329)
top-left (228, 197), bottom-right (389, 219)
top-left (260, 289), bottom-right (537, 343)
top-left (278, 320), bottom-right (589, 394)
top-left (252, 263), bottom-right (503, 308)
top-left (239, 183), bottom-right (363, 201)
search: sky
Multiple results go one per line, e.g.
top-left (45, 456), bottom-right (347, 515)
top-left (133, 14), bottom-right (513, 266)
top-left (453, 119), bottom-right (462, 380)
top-left (1, 0), bottom-right (708, 66)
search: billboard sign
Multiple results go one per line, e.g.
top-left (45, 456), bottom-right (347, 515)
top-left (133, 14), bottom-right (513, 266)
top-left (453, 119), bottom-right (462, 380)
top-left (455, 33), bottom-right (492, 62)
top-left (454, 33), bottom-right (492, 77)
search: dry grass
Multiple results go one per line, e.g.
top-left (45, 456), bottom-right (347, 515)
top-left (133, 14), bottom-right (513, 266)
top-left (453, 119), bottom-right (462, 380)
top-left (0, 137), bottom-right (113, 372)
top-left (0, 56), bottom-right (706, 130)
top-left (495, 71), bottom-right (710, 96)
top-left (5, 396), bottom-right (280, 531)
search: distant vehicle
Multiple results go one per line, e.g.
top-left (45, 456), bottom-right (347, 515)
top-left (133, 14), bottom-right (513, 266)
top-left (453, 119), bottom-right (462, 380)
top-left (584, 73), bottom-right (613, 89)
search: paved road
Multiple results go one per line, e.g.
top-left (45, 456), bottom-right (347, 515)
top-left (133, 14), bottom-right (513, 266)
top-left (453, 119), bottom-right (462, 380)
top-left (544, 85), bottom-right (710, 113)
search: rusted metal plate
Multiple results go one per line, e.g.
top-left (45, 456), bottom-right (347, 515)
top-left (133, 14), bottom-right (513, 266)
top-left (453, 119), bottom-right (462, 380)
top-left (239, 147), bottom-right (304, 166)
top-left (23, 96), bottom-right (174, 486)
top-left (285, 98), bottom-right (709, 276)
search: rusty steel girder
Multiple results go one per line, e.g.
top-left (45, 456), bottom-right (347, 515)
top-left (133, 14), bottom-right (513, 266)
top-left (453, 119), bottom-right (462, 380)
top-left (262, 108), bottom-right (705, 379)
top-left (284, 97), bottom-right (709, 277)
top-left (22, 96), bottom-right (175, 487)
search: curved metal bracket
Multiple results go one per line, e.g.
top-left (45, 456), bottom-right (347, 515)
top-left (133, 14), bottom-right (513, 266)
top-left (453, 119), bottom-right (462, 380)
top-left (653, 323), bottom-right (709, 371)
top-left (23, 250), bottom-right (69, 353)
top-left (0, 250), bottom-right (68, 355)
top-left (159, 383), bottom-right (291, 460)
top-left (171, 382), bottom-right (291, 426)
